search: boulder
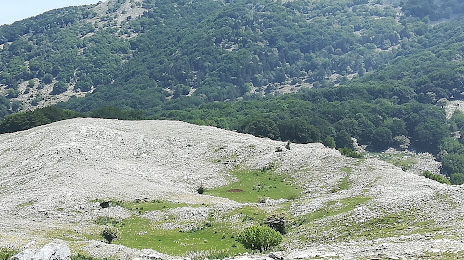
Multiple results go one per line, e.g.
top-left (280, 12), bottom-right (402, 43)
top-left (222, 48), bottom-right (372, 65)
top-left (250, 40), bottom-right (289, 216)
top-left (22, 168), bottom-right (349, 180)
top-left (12, 242), bottom-right (71, 260)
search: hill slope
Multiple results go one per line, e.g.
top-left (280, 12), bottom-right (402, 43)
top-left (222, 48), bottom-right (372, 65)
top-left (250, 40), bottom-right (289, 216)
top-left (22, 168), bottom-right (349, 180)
top-left (0, 0), bottom-right (463, 116)
top-left (0, 119), bottom-right (463, 259)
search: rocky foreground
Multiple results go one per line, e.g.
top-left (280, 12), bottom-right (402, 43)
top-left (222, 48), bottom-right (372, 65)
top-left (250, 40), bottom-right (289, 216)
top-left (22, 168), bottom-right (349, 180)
top-left (0, 118), bottom-right (463, 259)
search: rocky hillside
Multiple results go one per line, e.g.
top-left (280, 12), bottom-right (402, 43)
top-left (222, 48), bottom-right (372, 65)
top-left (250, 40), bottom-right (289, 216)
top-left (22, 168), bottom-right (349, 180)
top-left (0, 119), bottom-right (463, 259)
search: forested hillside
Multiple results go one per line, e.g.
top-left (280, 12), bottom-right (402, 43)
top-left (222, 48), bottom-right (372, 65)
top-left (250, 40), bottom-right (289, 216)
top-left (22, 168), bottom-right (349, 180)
top-left (1, 0), bottom-right (461, 111)
top-left (2, 0), bottom-right (464, 183)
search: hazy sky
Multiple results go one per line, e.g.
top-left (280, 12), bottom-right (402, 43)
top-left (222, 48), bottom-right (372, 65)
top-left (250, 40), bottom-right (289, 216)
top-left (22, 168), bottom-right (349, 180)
top-left (0, 0), bottom-right (103, 25)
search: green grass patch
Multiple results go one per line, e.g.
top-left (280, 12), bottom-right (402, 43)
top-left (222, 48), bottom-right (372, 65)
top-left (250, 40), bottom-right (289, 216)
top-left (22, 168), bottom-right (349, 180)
top-left (293, 203), bottom-right (443, 244)
top-left (227, 205), bottom-right (268, 223)
top-left (17, 200), bottom-right (35, 208)
top-left (296, 196), bottom-right (371, 225)
top-left (338, 212), bottom-right (440, 241)
top-left (119, 200), bottom-right (192, 213)
top-left (91, 199), bottom-right (193, 214)
top-left (330, 167), bottom-right (352, 193)
top-left (305, 210), bottom-right (442, 243)
top-left (338, 168), bottom-right (352, 191)
top-left (422, 171), bottom-right (451, 185)
top-left (94, 216), bottom-right (120, 226)
top-left (45, 228), bottom-right (100, 242)
top-left (0, 248), bottom-right (17, 260)
top-left (375, 153), bottom-right (417, 171)
top-left (205, 168), bottom-right (302, 203)
top-left (115, 216), bottom-right (246, 256)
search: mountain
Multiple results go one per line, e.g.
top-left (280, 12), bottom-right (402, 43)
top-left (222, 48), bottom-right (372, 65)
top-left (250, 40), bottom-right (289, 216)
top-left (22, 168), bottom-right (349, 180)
top-left (0, 0), bottom-right (463, 114)
top-left (0, 118), bottom-right (463, 259)
top-left (2, 0), bottom-right (464, 182)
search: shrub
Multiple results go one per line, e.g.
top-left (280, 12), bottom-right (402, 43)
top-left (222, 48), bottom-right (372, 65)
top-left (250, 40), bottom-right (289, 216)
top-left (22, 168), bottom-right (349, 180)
top-left (197, 185), bottom-right (205, 194)
top-left (236, 225), bottom-right (282, 252)
top-left (323, 136), bottom-right (336, 148)
top-left (101, 226), bottom-right (119, 244)
top-left (339, 147), bottom-right (364, 159)
top-left (422, 171), bottom-right (450, 185)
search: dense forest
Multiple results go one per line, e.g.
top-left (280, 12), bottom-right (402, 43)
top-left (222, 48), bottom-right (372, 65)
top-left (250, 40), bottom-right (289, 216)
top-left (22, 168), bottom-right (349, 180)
top-left (1, 0), bottom-right (464, 183)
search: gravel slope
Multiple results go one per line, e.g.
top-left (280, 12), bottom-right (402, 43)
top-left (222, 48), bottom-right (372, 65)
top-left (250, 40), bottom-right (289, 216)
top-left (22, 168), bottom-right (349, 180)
top-left (0, 118), bottom-right (463, 259)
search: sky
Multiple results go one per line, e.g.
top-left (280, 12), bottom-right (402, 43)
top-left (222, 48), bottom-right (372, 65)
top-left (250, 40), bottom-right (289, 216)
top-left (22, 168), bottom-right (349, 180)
top-left (0, 0), bottom-right (103, 25)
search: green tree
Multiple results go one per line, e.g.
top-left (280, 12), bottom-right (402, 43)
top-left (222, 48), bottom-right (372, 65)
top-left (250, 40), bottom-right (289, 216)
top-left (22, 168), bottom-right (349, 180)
top-left (442, 153), bottom-right (464, 176)
top-left (451, 111), bottom-right (464, 130)
top-left (278, 119), bottom-right (320, 144)
top-left (413, 120), bottom-right (448, 152)
top-left (323, 136), bottom-right (336, 148)
top-left (371, 127), bottom-right (393, 150)
top-left (51, 81), bottom-right (68, 95)
top-left (335, 130), bottom-right (353, 149)
top-left (450, 173), bottom-right (464, 185)
top-left (43, 73), bottom-right (54, 84)
top-left (236, 225), bottom-right (282, 252)
top-left (240, 118), bottom-right (280, 139)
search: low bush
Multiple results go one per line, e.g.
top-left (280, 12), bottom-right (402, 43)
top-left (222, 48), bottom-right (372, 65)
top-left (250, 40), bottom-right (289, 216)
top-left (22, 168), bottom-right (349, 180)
top-left (422, 171), bottom-right (450, 185)
top-left (236, 225), bottom-right (282, 252)
top-left (339, 147), bottom-right (364, 159)
top-left (101, 226), bottom-right (119, 244)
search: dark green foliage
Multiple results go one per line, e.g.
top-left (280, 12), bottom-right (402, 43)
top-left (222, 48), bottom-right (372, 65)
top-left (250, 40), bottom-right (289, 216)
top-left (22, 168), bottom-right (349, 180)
top-left (323, 136), bottom-right (336, 148)
top-left (335, 130), bottom-right (353, 149)
top-left (51, 82), bottom-right (68, 95)
top-left (400, 0), bottom-right (464, 20)
top-left (236, 225), bottom-right (282, 252)
top-left (101, 226), bottom-right (118, 244)
top-left (441, 153), bottom-right (464, 176)
top-left (401, 0), bottom-right (436, 18)
top-left (451, 111), bottom-right (464, 130)
top-left (440, 138), bottom-right (464, 155)
top-left (339, 147), bottom-right (364, 159)
top-left (57, 0), bottom-right (442, 112)
top-left (0, 106), bottom-right (79, 134)
top-left (0, 0), bottom-right (463, 158)
top-left (197, 185), bottom-right (205, 194)
top-left (436, 138), bottom-right (464, 184)
top-left (371, 127), bottom-right (393, 151)
top-left (450, 173), bottom-right (464, 185)
top-left (422, 171), bottom-right (450, 185)
top-left (43, 73), bottom-right (54, 84)
top-left (89, 106), bottom-right (145, 120)
top-left (240, 118), bottom-right (280, 139)
top-left (412, 120), bottom-right (448, 153)
top-left (278, 119), bottom-right (320, 144)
